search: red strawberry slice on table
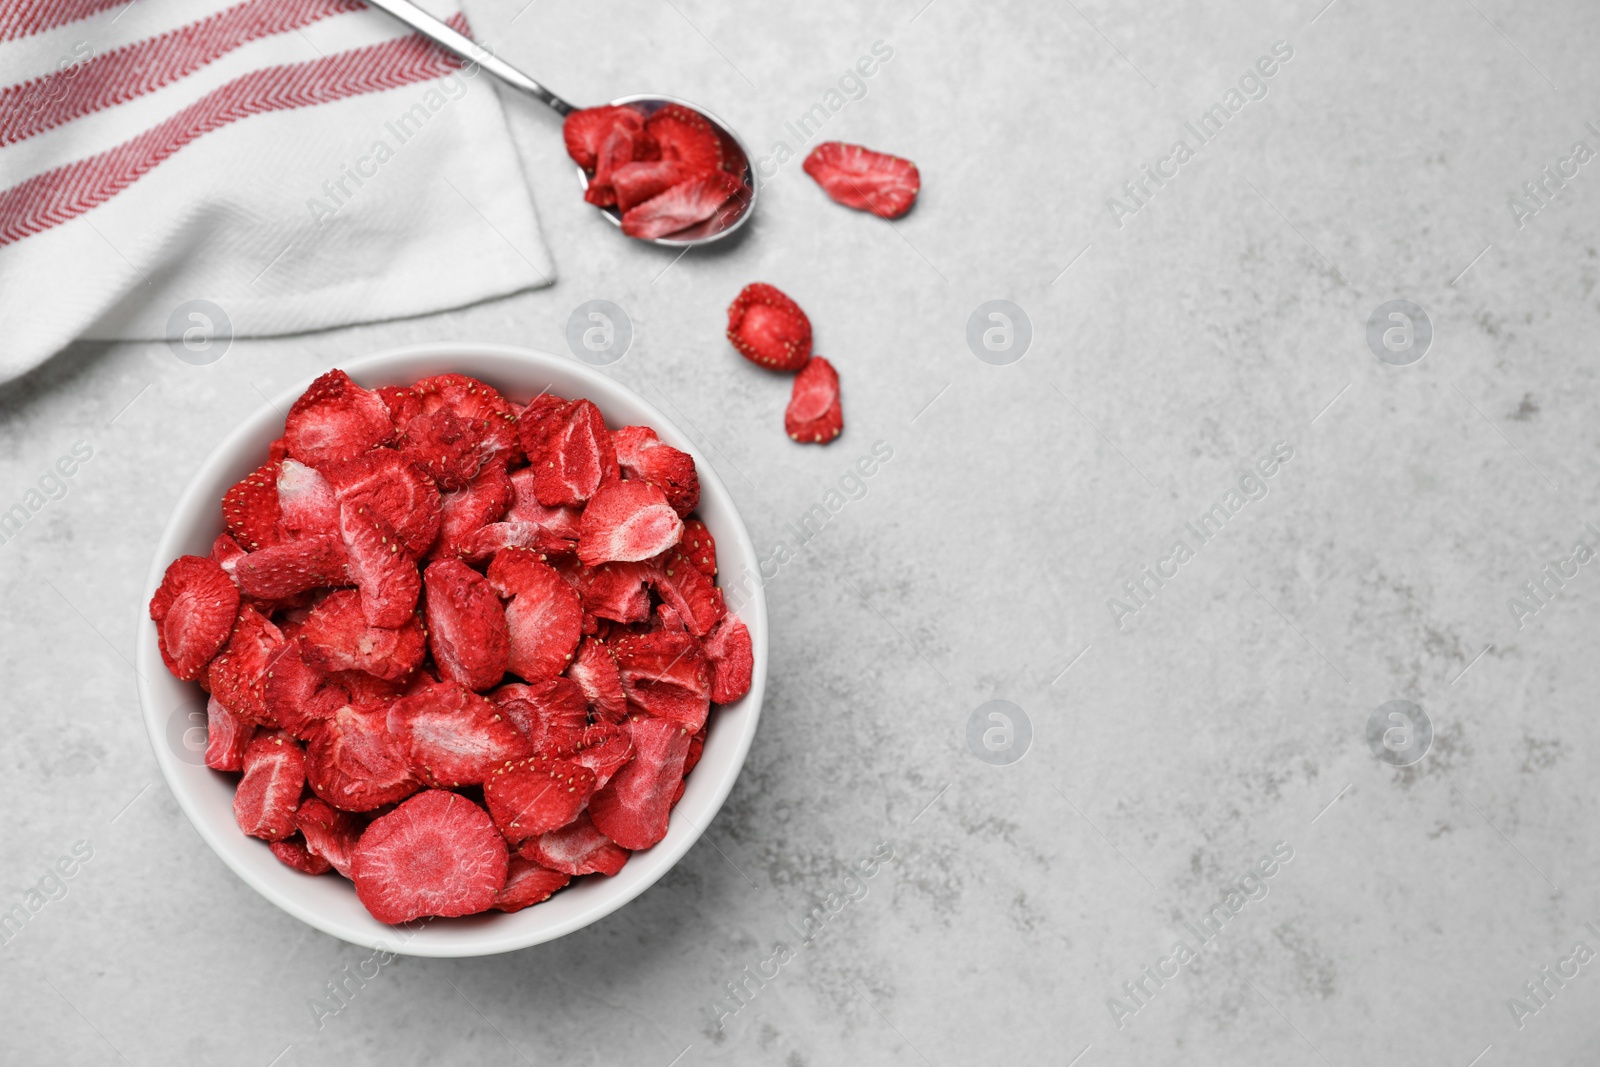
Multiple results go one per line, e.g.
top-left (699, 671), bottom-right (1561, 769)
top-left (338, 503), bottom-right (420, 628)
top-left (612, 629), bottom-right (712, 730)
top-left (577, 481), bottom-right (683, 566)
top-left (423, 559), bottom-right (510, 691)
top-left (387, 683), bottom-right (532, 788)
top-left (645, 103), bottom-right (724, 173)
top-left (204, 694), bottom-right (256, 772)
top-left (519, 811), bottom-right (630, 877)
top-left (294, 797), bottom-right (363, 878)
top-left (150, 554), bottom-right (239, 682)
top-left (802, 141), bottom-right (921, 219)
top-left (490, 678), bottom-right (589, 753)
top-left (487, 548), bottom-right (583, 682)
top-left (300, 588), bottom-right (426, 683)
top-left (701, 614), bottom-right (754, 704)
top-left (208, 605), bottom-right (287, 726)
top-left (569, 636), bottom-right (628, 723)
top-left (351, 789), bottom-right (508, 924)
top-left (494, 859), bottom-right (572, 912)
top-left (611, 425), bottom-right (700, 517)
top-left (588, 717), bottom-right (692, 851)
top-left (283, 369), bottom-right (394, 470)
top-left (222, 461), bottom-right (285, 551)
top-left (785, 356), bottom-right (843, 444)
top-left (233, 534), bottom-right (348, 601)
top-left (520, 398), bottom-right (617, 507)
top-left (726, 283), bottom-right (812, 372)
top-left (324, 448), bottom-right (442, 557)
top-left (484, 754), bottom-right (598, 845)
top-left (233, 730), bottom-right (305, 841)
top-left (276, 458), bottom-right (339, 537)
top-left (306, 701), bottom-right (421, 812)
top-left (621, 170), bottom-right (747, 240)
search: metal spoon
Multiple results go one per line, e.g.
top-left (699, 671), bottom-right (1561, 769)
top-left (361, 0), bottom-right (756, 247)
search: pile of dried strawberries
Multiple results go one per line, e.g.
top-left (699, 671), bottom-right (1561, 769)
top-left (149, 370), bottom-right (753, 923)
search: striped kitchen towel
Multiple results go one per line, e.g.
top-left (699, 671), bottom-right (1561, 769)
top-left (0, 0), bottom-right (555, 382)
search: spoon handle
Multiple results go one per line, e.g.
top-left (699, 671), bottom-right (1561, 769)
top-left (360, 0), bottom-right (575, 115)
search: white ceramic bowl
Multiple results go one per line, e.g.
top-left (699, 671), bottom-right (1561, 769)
top-left (134, 344), bottom-right (766, 957)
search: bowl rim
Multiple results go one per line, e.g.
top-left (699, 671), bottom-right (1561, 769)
top-left (134, 342), bottom-right (767, 957)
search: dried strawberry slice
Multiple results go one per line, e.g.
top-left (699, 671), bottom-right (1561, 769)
top-left (270, 835), bottom-right (333, 875)
top-left (577, 481), bottom-right (683, 566)
top-left (432, 462), bottom-right (514, 561)
top-left (586, 125), bottom-right (640, 207)
top-left (284, 369), bottom-right (394, 470)
top-left (301, 589), bottom-right (426, 683)
top-left (150, 555), bottom-right (239, 682)
top-left (570, 637), bottom-right (628, 724)
top-left (645, 103), bottom-right (723, 172)
top-left (376, 385), bottom-right (422, 436)
top-left (571, 560), bottom-right (653, 624)
top-left (611, 160), bottom-right (695, 212)
top-left (612, 425), bottom-right (699, 517)
top-left (520, 399), bottom-right (618, 507)
top-left (802, 141), bottom-right (921, 219)
top-left (684, 727), bottom-right (706, 775)
top-left (306, 701), bottom-right (421, 812)
top-left (588, 717), bottom-right (692, 850)
top-left (351, 790), bottom-right (508, 923)
top-left (397, 408), bottom-right (484, 491)
top-left (785, 356), bottom-right (843, 444)
top-left (620, 170), bottom-right (747, 240)
top-left (412, 373), bottom-right (519, 465)
top-left (210, 533), bottom-right (248, 576)
top-left (484, 754), bottom-right (597, 844)
top-left (519, 811), bottom-right (630, 876)
top-left (612, 629), bottom-right (712, 730)
top-left (490, 678), bottom-right (588, 753)
top-left (570, 723), bottom-right (633, 788)
top-left (324, 448), bottom-right (443, 557)
top-left (701, 614), bottom-right (754, 704)
top-left (293, 797), bottom-right (363, 877)
top-left (263, 639), bottom-right (346, 741)
top-left (487, 548), bottom-right (582, 682)
top-left (726, 283), bottom-right (812, 372)
top-left (387, 683), bottom-right (532, 788)
top-left (277, 458), bottom-right (340, 537)
top-left (423, 559), bottom-right (510, 691)
top-left (505, 468), bottom-right (584, 540)
top-left (233, 534), bottom-right (348, 601)
top-left (457, 521), bottom-right (573, 563)
top-left (494, 858), bottom-right (572, 912)
top-left (222, 461), bottom-right (285, 551)
top-left (338, 503), bottom-right (420, 628)
top-left (563, 104), bottom-right (649, 171)
top-left (204, 694), bottom-right (256, 771)
top-left (234, 730), bottom-right (305, 841)
top-left (679, 518), bottom-right (717, 578)
top-left (649, 551), bottom-right (725, 637)
top-left (209, 605), bottom-right (287, 726)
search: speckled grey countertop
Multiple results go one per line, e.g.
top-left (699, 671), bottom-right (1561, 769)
top-left (4, 0), bottom-right (1600, 1064)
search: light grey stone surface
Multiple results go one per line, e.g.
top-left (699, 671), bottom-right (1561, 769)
top-left (3, 0), bottom-right (1599, 1064)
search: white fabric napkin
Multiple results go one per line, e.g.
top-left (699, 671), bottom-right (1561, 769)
top-left (0, 0), bottom-right (555, 380)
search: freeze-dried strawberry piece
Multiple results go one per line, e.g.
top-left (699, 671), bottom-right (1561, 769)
top-left (621, 170), bottom-right (747, 239)
top-left (433, 462), bottom-right (514, 561)
top-left (306, 701), bottom-right (421, 812)
top-left (458, 521), bottom-right (574, 563)
top-left (423, 559), bottom-right (509, 691)
top-left (570, 638), bottom-right (628, 723)
top-left (563, 104), bottom-right (649, 171)
top-left (521, 399), bottom-right (618, 507)
top-left (397, 409), bottom-right (483, 491)
top-left (325, 448), bottom-right (443, 557)
top-left (387, 683), bottom-right (532, 788)
top-left (612, 425), bottom-right (699, 517)
top-left (209, 605), bottom-right (287, 726)
top-left (268, 437), bottom-right (289, 463)
top-left (150, 554), bottom-right (239, 682)
top-left (487, 548), bottom-right (583, 682)
top-left (585, 125), bottom-right (640, 207)
top-left (612, 629), bottom-right (712, 730)
top-left (491, 679), bottom-right (588, 753)
top-left (649, 551), bottom-right (725, 637)
top-left (646, 103), bottom-right (723, 173)
top-left (351, 790), bottom-right (507, 923)
top-left (802, 141), bottom-right (921, 219)
top-left (484, 754), bottom-right (597, 844)
top-left (301, 589), bottom-right (426, 682)
top-left (294, 796), bottom-right (363, 877)
top-left (234, 730), bottom-right (305, 841)
top-left (271, 836), bottom-right (333, 875)
top-left (684, 727), bottom-right (706, 775)
top-left (204, 693), bottom-right (255, 771)
top-left (338, 503), bottom-right (420, 627)
top-left (284, 369), bottom-right (393, 469)
top-left (494, 859), bottom-right (572, 912)
top-left (222, 461), bottom-right (285, 550)
top-left (572, 560), bottom-right (653, 624)
top-left (519, 811), bottom-right (629, 876)
top-left (332, 669), bottom-right (410, 703)
top-left (234, 535), bottom-right (348, 601)
top-left (611, 160), bottom-right (696, 213)
top-left (264, 639), bottom-right (346, 741)
top-left (570, 723), bottom-right (633, 788)
top-left (679, 518), bottom-right (717, 578)
top-left (412, 373), bottom-right (519, 464)
top-left (577, 481), bottom-right (683, 566)
top-left (702, 614), bottom-right (754, 704)
top-left (506, 469), bottom-right (584, 538)
top-left (727, 283), bottom-right (812, 372)
top-left (588, 717), bottom-right (692, 850)
top-left (210, 533), bottom-right (248, 577)
top-left (785, 356), bottom-right (843, 444)
top-left (277, 458), bottom-right (340, 537)
top-left (376, 385), bottom-right (422, 435)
